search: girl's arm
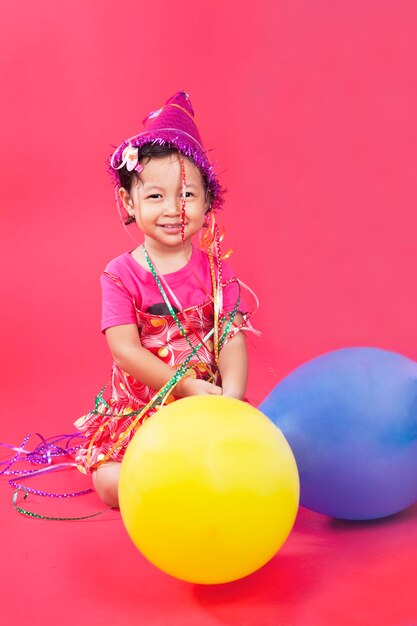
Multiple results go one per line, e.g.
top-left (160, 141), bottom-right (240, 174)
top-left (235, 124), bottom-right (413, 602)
top-left (218, 313), bottom-right (248, 400)
top-left (105, 324), bottom-right (221, 397)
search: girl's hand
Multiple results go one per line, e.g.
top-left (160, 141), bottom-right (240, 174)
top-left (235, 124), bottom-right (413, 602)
top-left (176, 378), bottom-right (222, 397)
top-left (221, 389), bottom-right (245, 400)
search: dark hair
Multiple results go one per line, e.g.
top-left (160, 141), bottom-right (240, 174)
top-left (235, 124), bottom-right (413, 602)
top-left (118, 143), bottom-right (213, 225)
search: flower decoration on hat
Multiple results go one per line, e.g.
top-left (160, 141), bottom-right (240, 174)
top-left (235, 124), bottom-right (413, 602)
top-left (114, 142), bottom-right (144, 173)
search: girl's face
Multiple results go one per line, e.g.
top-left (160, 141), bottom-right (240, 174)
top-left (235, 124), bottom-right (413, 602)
top-left (119, 153), bottom-right (209, 254)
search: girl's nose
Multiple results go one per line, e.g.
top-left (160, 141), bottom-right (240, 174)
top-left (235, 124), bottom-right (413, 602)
top-left (163, 199), bottom-right (181, 215)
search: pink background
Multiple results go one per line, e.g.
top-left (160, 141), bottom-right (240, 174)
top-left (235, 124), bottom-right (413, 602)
top-left (1, 0), bottom-right (417, 432)
top-left (2, 3), bottom-right (417, 625)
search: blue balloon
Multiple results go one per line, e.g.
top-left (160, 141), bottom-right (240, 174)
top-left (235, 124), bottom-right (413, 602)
top-left (259, 348), bottom-right (417, 520)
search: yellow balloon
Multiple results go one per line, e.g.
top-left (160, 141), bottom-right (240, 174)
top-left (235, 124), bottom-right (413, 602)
top-left (119, 396), bottom-right (299, 584)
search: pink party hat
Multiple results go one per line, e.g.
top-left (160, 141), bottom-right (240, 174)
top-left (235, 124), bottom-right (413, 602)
top-left (110, 91), bottom-right (224, 211)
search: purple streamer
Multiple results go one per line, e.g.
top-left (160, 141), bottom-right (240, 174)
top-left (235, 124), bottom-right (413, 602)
top-left (0, 432), bottom-right (93, 498)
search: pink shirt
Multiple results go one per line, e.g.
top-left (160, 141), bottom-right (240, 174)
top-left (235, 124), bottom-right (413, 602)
top-left (101, 246), bottom-right (246, 332)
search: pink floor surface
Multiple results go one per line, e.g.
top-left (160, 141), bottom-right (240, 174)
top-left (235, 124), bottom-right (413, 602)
top-left (1, 460), bottom-right (416, 626)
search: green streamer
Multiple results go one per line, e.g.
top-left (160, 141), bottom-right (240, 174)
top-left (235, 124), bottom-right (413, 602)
top-left (12, 491), bottom-right (114, 521)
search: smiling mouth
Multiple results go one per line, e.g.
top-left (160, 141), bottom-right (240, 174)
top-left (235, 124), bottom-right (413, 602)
top-left (158, 224), bottom-right (184, 229)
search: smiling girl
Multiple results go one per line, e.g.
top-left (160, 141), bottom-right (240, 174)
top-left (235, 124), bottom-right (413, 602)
top-left (74, 92), bottom-right (255, 508)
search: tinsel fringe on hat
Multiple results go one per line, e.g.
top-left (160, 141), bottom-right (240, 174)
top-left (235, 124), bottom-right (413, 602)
top-left (108, 131), bottom-right (226, 213)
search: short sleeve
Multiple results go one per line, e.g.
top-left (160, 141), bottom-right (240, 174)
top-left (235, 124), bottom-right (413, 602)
top-left (100, 273), bottom-right (138, 332)
top-left (221, 260), bottom-right (249, 315)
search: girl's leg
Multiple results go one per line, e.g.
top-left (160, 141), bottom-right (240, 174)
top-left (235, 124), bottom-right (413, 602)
top-left (91, 461), bottom-right (121, 508)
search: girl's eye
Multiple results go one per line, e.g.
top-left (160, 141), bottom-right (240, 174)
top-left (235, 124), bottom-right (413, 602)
top-left (183, 192), bottom-right (193, 198)
top-left (147, 194), bottom-right (162, 199)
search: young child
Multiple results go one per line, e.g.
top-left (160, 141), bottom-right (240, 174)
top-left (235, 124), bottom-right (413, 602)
top-left (74, 91), bottom-right (254, 508)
